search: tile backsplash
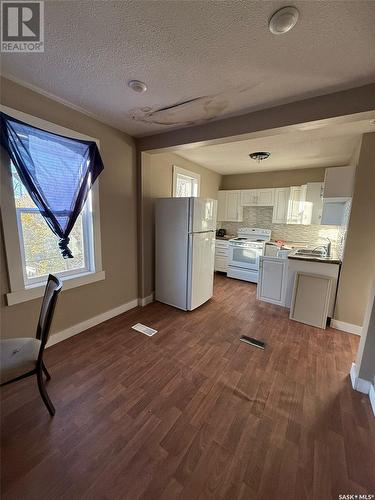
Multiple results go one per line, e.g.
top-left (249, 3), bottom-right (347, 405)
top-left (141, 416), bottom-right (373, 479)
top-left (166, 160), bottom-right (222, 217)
top-left (219, 206), bottom-right (343, 253)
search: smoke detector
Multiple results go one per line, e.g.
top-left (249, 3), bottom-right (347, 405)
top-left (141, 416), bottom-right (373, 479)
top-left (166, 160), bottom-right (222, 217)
top-left (128, 80), bottom-right (148, 93)
top-left (269, 6), bottom-right (299, 35)
top-left (249, 152), bottom-right (271, 163)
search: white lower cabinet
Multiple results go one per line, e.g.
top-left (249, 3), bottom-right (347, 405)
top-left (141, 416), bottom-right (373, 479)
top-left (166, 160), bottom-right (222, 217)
top-left (215, 240), bottom-right (228, 272)
top-left (257, 257), bottom-right (287, 306)
top-left (285, 259), bottom-right (340, 317)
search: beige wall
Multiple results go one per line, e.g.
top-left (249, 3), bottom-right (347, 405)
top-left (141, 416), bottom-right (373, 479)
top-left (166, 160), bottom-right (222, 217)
top-left (0, 77), bottom-right (138, 340)
top-left (356, 278), bottom-right (375, 384)
top-left (334, 132), bottom-right (375, 326)
top-left (140, 152), bottom-right (221, 297)
top-left (221, 167), bottom-right (326, 190)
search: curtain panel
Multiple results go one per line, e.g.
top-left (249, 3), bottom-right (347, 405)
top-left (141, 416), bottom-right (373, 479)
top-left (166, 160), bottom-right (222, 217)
top-left (0, 112), bottom-right (104, 258)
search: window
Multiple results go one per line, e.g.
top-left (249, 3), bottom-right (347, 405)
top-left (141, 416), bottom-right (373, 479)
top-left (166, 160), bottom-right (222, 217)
top-left (1, 105), bottom-right (104, 306)
top-left (11, 163), bottom-right (94, 286)
top-left (172, 166), bottom-right (200, 197)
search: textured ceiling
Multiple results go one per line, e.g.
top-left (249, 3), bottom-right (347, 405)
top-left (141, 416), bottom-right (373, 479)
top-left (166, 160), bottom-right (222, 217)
top-left (2, 0), bottom-right (375, 137)
top-left (175, 119), bottom-right (375, 174)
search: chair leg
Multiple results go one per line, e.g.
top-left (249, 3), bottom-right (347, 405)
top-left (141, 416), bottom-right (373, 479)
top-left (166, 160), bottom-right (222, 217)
top-left (42, 361), bottom-right (51, 381)
top-left (37, 369), bottom-right (55, 416)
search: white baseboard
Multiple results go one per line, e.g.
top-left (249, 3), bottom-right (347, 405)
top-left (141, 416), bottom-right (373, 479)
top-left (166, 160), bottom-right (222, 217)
top-left (46, 298), bottom-right (139, 348)
top-left (331, 319), bottom-right (362, 336)
top-left (350, 363), bottom-right (375, 416)
top-left (350, 362), bottom-right (357, 389)
top-left (138, 293), bottom-right (154, 307)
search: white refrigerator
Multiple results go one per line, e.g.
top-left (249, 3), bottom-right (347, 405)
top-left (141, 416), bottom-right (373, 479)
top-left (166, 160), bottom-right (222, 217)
top-left (155, 197), bottom-right (217, 311)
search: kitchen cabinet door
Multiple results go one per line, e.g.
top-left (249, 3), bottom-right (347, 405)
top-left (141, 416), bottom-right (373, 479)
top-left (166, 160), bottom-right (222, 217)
top-left (302, 182), bottom-right (323, 225)
top-left (226, 191), bottom-right (243, 221)
top-left (217, 191), bottom-right (226, 222)
top-left (240, 190), bottom-right (258, 206)
top-left (323, 166), bottom-right (355, 198)
top-left (272, 187), bottom-right (290, 223)
top-left (287, 185), bottom-right (306, 224)
top-left (321, 201), bottom-right (348, 225)
top-left (257, 257), bottom-right (287, 306)
top-left (257, 188), bottom-right (275, 206)
top-left (215, 255), bottom-right (228, 272)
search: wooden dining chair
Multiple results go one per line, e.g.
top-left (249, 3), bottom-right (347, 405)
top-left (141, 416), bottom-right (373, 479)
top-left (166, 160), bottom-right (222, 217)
top-left (0, 274), bottom-right (62, 416)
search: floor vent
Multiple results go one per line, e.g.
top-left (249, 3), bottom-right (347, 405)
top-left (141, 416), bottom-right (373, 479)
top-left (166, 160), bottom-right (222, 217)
top-left (240, 335), bottom-right (266, 349)
top-left (132, 323), bottom-right (158, 337)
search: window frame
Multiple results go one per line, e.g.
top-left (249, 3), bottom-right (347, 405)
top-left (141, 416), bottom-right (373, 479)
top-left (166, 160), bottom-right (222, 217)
top-left (172, 165), bottom-right (201, 197)
top-left (1, 104), bottom-right (104, 306)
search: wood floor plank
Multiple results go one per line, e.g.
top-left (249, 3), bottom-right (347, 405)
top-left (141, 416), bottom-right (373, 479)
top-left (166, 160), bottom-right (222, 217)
top-left (1, 274), bottom-right (374, 500)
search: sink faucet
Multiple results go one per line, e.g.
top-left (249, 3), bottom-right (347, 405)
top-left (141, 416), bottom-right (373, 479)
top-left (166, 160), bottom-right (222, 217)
top-left (312, 238), bottom-right (332, 257)
top-left (325, 238), bottom-right (331, 257)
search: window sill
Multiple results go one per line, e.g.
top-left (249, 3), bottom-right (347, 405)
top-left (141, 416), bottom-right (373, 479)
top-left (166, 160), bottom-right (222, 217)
top-left (6, 270), bottom-right (105, 306)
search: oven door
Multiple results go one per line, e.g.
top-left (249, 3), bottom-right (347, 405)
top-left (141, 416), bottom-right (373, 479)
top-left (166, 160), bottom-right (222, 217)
top-left (228, 244), bottom-right (262, 270)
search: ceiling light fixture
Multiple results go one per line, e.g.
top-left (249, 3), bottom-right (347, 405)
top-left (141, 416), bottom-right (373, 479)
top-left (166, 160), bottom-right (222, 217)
top-left (269, 6), bottom-right (299, 35)
top-left (249, 152), bottom-right (271, 163)
top-left (128, 80), bottom-right (148, 93)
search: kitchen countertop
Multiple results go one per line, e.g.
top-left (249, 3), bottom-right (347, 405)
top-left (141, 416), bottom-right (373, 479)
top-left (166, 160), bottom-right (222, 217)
top-left (215, 235), bottom-right (233, 241)
top-left (288, 249), bottom-right (341, 265)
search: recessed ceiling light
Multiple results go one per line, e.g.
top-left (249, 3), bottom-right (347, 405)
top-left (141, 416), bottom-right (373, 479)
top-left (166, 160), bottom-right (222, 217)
top-left (269, 6), bottom-right (299, 35)
top-left (249, 152), bottom-right (271, 163)
top-left (128, 80), bottom-right (148, 93)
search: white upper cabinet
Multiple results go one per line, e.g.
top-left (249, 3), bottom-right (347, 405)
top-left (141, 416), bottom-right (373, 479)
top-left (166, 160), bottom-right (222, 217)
top-left (226, 191), bottom-right (243, 221)
top-left (287, 185), bottom-right (306, 224)
top-left (272, 187), bottom-right (290, 223)
top-left (321, 166), bottom-right (354, 226)
top-left (217, 190), bottom-right (243, 222)
top-left (257, 188), bottom-right (275, 206)
top-left (323, 166), bottom-right (355, 199)
top-left (217, 191), bottom-right (227, 222)
top-left (241, 188), bottom-right (274, 206)
top-left (218, 182), bottom-right (324, 225)
top-left (302, 182), bottom-right (324, 225)
top-left (240, 190), bottom-right (258, 206)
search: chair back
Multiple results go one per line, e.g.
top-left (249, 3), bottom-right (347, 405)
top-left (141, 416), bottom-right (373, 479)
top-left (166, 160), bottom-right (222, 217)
top-left (36, 274), bottom-right (62, 359)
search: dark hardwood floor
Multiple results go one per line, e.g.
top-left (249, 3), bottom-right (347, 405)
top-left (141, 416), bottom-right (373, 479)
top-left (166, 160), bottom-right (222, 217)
top-left (1, 274), bottom-right (374, 499)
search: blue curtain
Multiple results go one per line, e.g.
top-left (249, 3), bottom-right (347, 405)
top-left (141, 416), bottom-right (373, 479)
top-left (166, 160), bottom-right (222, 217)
top-left (0, 112), bottom-right (104, 258)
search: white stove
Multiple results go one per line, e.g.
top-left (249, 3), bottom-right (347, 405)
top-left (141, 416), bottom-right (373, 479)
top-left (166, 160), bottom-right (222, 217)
top-left (228, 228), bottom-right (271, 283)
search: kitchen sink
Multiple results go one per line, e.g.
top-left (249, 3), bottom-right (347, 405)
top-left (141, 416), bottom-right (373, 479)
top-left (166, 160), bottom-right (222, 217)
top-left (295, 249), bottom-right (327, 257)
